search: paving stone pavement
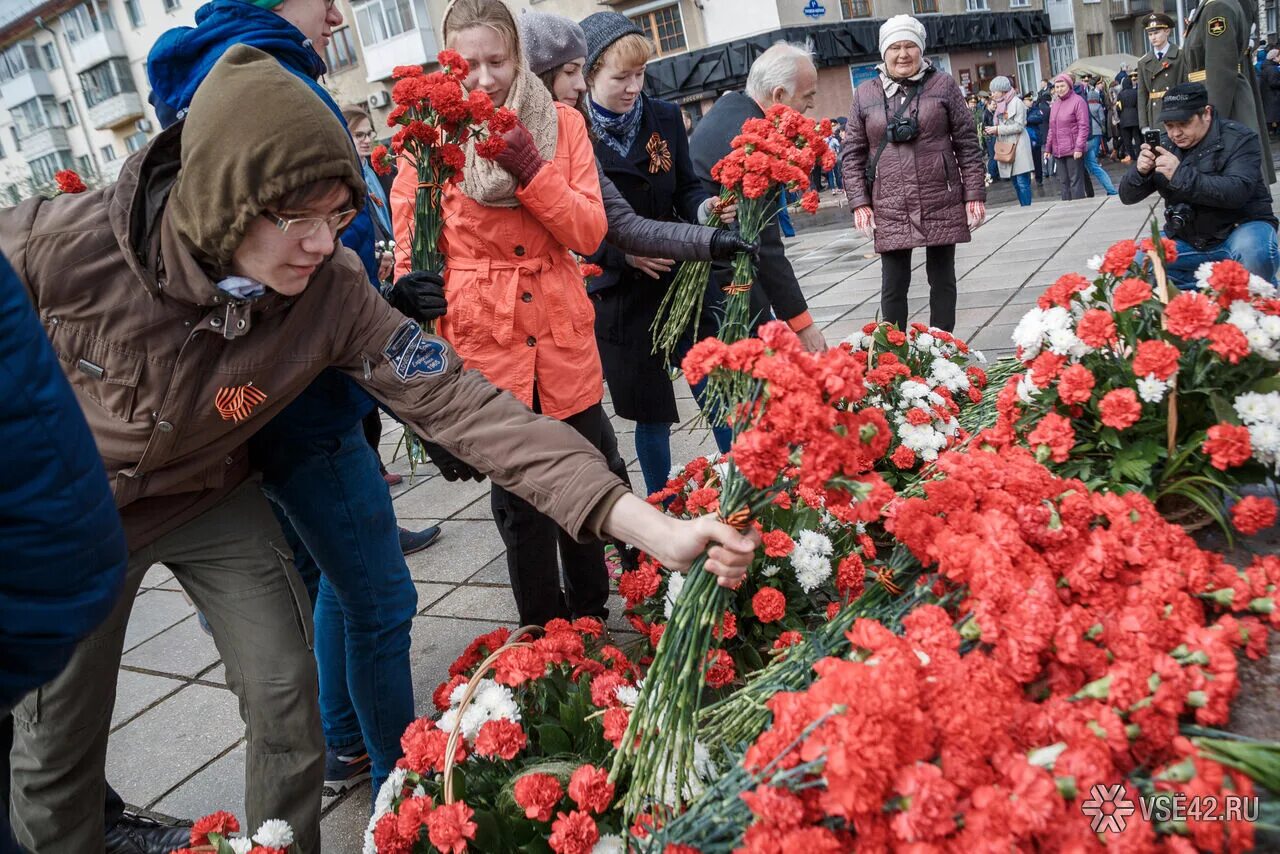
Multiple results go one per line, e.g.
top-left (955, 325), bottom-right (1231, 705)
top-left (104, 188), bottom-right (1244, 851)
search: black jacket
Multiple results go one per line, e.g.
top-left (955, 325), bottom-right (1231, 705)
top-left (1118, 116), bottom-right (1278, 248)
top-left (1262, 60), bottom-right (1280, 126)
top-left (689, 91), bottom-right (810, 325)
top-left (1118, 86), bottom-right (1140, 129)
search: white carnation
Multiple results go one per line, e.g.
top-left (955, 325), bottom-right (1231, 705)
top-left (593, 835), bottom-right (627, 854)
top-left (367, 768), bottom-right (411, 854)
top-left (1228, 301), bottom-right (1260, 331)
top-left (1194, 261), bottom-right (1216, 288)
top-left (663, 571), bottom-right (686, 619)
top-left (1260, 314), bottom-right (1280, 339)
top-left (1012, 308), bottom-right (1048, 356)
top-left (1250, 274), bottom-right (1278, 298)
top-left (1246, 327), bottom-right (1273, 351)
top-left (228, 840), bottom-right (253, 854)
top-left (1087, 254), bottom-right (1103, 272)
top-left (900, 380), bottom-right (931, 400)
top-left (1136, 374), bottom-right (1168, 404)
top-left (253, 820), bottom-right (295, 849)
top-left (615, 685), bottom-right (640, 707)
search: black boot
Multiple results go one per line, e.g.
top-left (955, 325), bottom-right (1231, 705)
top-left (105, 812), bottom-right (193, 854)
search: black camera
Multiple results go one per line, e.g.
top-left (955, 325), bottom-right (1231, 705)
top-left (1165, 202), bottom-right (1195, 237)
top-left (1143, 128), bottom-right (1162, 149)
top-left (885, 115), bottom-right (919, 144)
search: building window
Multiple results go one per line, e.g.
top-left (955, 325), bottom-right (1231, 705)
top-left (63, 2), bottom-right (115, 46)
top-left (1049, 32), bottom-right (1077, 73)
top-left (76, 154), bottom-right (94, 176)
top-left (163, 0), bottom-right (181, 11)
top-left (10, 97), bottom-right (61, 138)
top-left (912, 0), bottom-right (939, 13)
top-left (0, 42), bottom-right (41, 84)
top-left (4, 185), bottom-right (19, 204)
top-left (124, 131), bottom-right (148, 153)
top-left (99, 143), bottom-right (116, 162)
top-left (966, 0), bottom-right (989, 10)
top-left (353, 0), bottom-right (415, 46)
top-left (1086, 32), bottom-right (1104, 55)
top-left (29, 151), bottom-right (74, 185)
top-left (60, 101), bottom-right (77, 127)
top-left (1009, 0), bottom-right (1029, 7)
top-left (630, 5), bottom-right (686, 56)
top-left (10, 127), bottom-right (20, 152)
top-left (1115, 30), bottom-right (1132, 53)
top-left (840, 0), bottom-right (872, 17)
top-left (40, 43), bottom-right (59, 70)
top-left (1016, 43), bottom-right (1041, 95)
top-left (124, 0), bottom-right (144, 27)
top-left (79, 59), bottom-right (137, 108)
top-left (325, 26), bottom-right (359, 71)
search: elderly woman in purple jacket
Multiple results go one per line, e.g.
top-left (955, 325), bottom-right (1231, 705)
top-left (1044, 72), bottom-right (1091, 200)
top-left (842, 14), bottom-right (987, 333)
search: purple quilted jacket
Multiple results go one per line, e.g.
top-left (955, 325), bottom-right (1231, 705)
top-left (1044, 90), bottom-right (1090, 158)
top-left (841, 69), bottom-right (987, 253)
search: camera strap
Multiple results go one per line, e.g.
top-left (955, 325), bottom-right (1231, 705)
top-left (866, 84), bottom-right (922, 191)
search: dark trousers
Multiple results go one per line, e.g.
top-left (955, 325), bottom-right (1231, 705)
top-left (1056, 156), bottom-right (1089, 200)
top-left (362, 408), bottom-right (386, 473)
top-left (1120, 126), bottom-right (1142, 160)
top-left (1031, 142), bottom-right (1044, 185)
top-left (492, 393), bottom-right (610, 626)
top-left (880, 244), bottom-right (958, 332)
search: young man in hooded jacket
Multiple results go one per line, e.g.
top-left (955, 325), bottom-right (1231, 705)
top-left (1, 46), bottom-right (756, 854)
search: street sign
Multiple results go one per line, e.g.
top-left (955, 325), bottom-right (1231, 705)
top-left (803, 0), bottom-right (826, 18)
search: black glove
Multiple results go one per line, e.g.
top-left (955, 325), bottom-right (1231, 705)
top-left (710, 229), bottom-right (760, 261)
top-left (385, 270), bottom-right (447, 324)
top-left (420, 438), bottom-right (486, 482)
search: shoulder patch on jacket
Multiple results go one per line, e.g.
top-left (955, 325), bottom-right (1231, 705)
top-left (383, 320), bottom-right (448, 380)
top-left (1208, 16), bottom-right (1227, 35)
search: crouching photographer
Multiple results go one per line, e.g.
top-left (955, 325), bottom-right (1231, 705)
top-left (1118, 82), bottom-right (1279, 288)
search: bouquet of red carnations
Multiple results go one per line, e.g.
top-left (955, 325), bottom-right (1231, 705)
top-left (370, 51), bottom-right (515, 278)
top-left (651, 106), bottom-right (832, 365)
top-left (169, 811), bottom-right (295, 853)
top-left (53, 169), bottom-right (86, 195)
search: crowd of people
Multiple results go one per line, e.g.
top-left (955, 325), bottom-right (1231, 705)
top-left (1, 0), bottom-right (1278, 852)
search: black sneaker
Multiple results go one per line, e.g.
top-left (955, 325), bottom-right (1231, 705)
top-left (105, 812), bottom-right (192, 854)
top-left (323, 743), bottom-right (372, 797)
top-left (399, 525), bottom-right (441, 557)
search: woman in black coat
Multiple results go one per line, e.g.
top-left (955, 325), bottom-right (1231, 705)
top-left (580, 13), bottom-right (729, 496)
top-left (1116, 75), bottom-right (1141, 160)
top-left (1262, 51), bottom-right (1280, 134)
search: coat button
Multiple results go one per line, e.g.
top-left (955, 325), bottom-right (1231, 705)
top-left (210, 317), bottom-right (223, 328)
top-left (157, 421), bottom-right (173, 432)
top-left (526, 335), bottom-right (536, 347)
top-left (225, 456), bottom-right (235, 465)
top-left (514, 245), bottom-right (526, 257)
top-left (521, 292), bottom-right (533, 303)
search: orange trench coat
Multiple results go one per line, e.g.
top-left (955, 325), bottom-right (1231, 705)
top-left (392, 103), bottom-right (608, 420)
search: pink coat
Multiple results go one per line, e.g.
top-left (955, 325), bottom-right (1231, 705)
top-left (1044, 90), bottom-right (1090, 158)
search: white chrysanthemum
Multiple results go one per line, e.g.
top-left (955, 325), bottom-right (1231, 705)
top-left (663, 571), bottom-right (686, 619)
top-left (796, 530), bottom-right (833, 557)
top-left (900, 380), bottom-right (931, 400)
top-left (1016, 373), bottom-right (1039, 404)
top-left (1087, 255), bottom-right (1103, 272)
top-left (254, 820), bottom-right (295, 849)
top-left (916, 332), bottom-right (936, 349)
top-left (1136, 374), bottom-right (1168, 404)
top-left (761, 563), bottom-right (781, 577)
top-left (1045, 326), bottom-right (1089, 359)
top-left (1246, 327), bottom-right (1273, 351)
top-left (449, 680), bottom-right (470, 707)
top-left (367, 767), bottom-right (410, 853)
top-left (1012, 308), bottom-right (1048, 356)
top-left (228, 839), bottom-right (253, 854)
top-left (1194, 261), bottom-right (1216, 288)
top-left (1228, 301), bottom-right (1261, 331)
top-left (593, 835), bottom-right (627, 854)
top-left (473, 680), bottom-right (519, 721)
top-left (1234, 392), bottom-right (1277, 425)
top-left (791, 549), bottom-right (832, 593)
top-left (1249, 423), bottom-right (1280, 457)
top-left (1260, 314), bottom-right (1280, 339)
top-left (1250, 275), bottom-right (1278, 298)
top-left (615, 684), bottom-right (639, 707)
top-left (928, 358), bottom-right (969, 392)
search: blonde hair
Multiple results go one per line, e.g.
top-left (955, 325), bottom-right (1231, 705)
top-left (591, 33), bottom-right (653, 81)
top-left (442, 0), bottom-right (522, 61)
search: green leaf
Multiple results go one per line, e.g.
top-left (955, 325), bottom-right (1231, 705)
top-left (472, 809), bottom-right (505, 853)
top-left (559, 701), bottom-right (583, 741)
top-left (1210, 393), bottom-right (1238, 425)
top-left (1099, 427), bottom-right (1122, 449)
top-left (1249, 375), bottom-right (1280, 395)
top-left (536, 723), bottom-right (572, 756)
top-left (1109, 438), bottom-right (1164, 486)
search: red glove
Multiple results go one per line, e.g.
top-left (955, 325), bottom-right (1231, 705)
top-left (494, 122), bottom-right (545, 187)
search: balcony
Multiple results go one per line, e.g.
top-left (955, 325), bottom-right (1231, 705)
top-left (1109, 0), bottom-right (1152, 18)
top-left (19, 125), bottom-right (70, 159)
top-left (87, 90), bottom-right (143, 129)
top-left (363, 27), bottom-right (439, 82)
top-left (69, 27), bottom-right (126, 74)
top-left (1045, 0), bottom-right (1074, 31)
top-left (0, 66), bottom-right (54, 109)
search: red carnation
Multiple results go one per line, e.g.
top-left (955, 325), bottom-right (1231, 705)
top-left (54, 169), bottom-right (86, 194)
top-left (1101, 239), bottom-right (1138, 275)
top-left (1140, 234), bottom-right (1179, 263)
top-left (1131, 339), bottom-right (1181, 381)
top-left (704, 648), bottom-right (736, 688)
top-left (1208, 259), bottom-right (1251, 299)
top-left (836, 553), bottom-right (866, 600)
top-left (549, 810), bottom-right (599, 854)
top-left (1232, 496), bottom-right (1277, 535)
top-left (1075, 308), bottom-right (1118, 348)
top-left (761, 528), bottom-right (795, 557)
top-left (1057, 363), bottom-right (1096, 405)
top-left (1027, 412), bottom-right (1075, 463)
top-left (433, 674), bottom-right (466, 712)
top-left (1209, 323), bottom-right (1250, 363)
top-left (752, 587), bottom-right (787, 623)
top-left (1113, 277), bottom-right (1153, 312)
top-left (774, 630), bottom-right (804, 650)
top-left (1098, 388), bottom-right (1142, 430)
top-left (473, 718), bottom-right (527, 761)
top-left (190, 811), bottom-right (240, 847)
top-left (1164, 292), bottom-right (1220, 339)
top-left (567, 764), bottom-right (615, 815)
top-left (602, 707), bottom-right (630, 748)
top-left (1203, 423), bottom-right (1253, 470)
top-left (492, 645), bottom-right (546, 686)
top-left (514, 773), bottom-right (564, 822)
top-left (475, 135), bottom-right (506, 160)
top-left (800, 190), bottom-right (820, 213)
top-left (370, 144), bottom-right (395, 176)
top-left (890, 445), bottom-right (917, 469)
top-left (426, 801), bottom-right (476, 854)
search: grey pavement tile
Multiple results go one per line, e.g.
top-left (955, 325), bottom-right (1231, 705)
top-left (322, 788), bottom-right (373, 854)
top-left (153, 741), bottom-right (246, 822)
top-left (122, 615), bottom-right (221, 679)
top-left (124, 589), bottom-right (197, 653)
top-left (414, 582), bottom-right (458, 614)
top-left (970, 323), bottom-right (1020, 352)
top-left (466, 554), bottom-right (509, 586)
top-left (404, 519), bottom-right (506, 584)
top-left (201, 662), bottom-right (226, 686)
top-left (112, 670), bottom-right (187, 730)
top-left (427, 584), bottom-right (521, 624)
top-left (141, 565), bottom-right (181, 592)
top-left (410, 615), bottom-right (516, 710)
top-left (955, 287), bottom-right (1025, 310)
top-left (107, 683), bottom-right (243, 808)
top-left (393, 476), bottom-right (490, 520)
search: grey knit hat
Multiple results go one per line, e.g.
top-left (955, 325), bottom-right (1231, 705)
top-left (519, 11), bottom-right (589, 76)
top-left (990, 75), bottom-right (1013, 94)
top-left (580, 12), bottom-right (644, 77)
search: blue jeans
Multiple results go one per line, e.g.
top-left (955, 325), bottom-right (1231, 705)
top-left (1086, 136), bottom-right (1118, 195)
top-left (1012, 171), bottom-right (1033, 206)
top-left (1165, 221), bottom-right (1280, 289)
top-left (777, 189), bottom-right (795, 238)
top-left (253, 421), bottom-right (417, 792)
top-left (635, 376), bottom-right (732, 496)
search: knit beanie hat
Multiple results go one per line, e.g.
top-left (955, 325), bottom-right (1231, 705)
top-left (990, 75), bottom-right (1013, 93)
top-left (878, 15), bottom-right (926, 58)
top-left (1054, 72), bottom-right (1075, 88)
top-left (581, 12), bottom-right (644, 78)
top-left (519, 11), bottom-right (588, 76)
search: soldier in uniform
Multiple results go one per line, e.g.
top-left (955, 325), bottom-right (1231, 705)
top-left (1137, 13), bottom-right (1182, 130)
top-left (1181, 0), bottom-right (1276, 181)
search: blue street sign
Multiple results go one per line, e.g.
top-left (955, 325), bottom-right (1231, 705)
top-left (803, 0), bottom-right (826, 18)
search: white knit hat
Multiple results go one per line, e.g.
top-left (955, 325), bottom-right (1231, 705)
top-left (878, 14), bottom-right (926, 58)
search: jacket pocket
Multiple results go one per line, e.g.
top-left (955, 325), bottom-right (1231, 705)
top-left (55, 332), bottom-right (146, 423)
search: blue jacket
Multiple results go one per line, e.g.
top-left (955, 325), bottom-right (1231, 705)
top-left (147, 0), bottom-right (378, 441)
top-left (0, 252), bottom-right (127, 709)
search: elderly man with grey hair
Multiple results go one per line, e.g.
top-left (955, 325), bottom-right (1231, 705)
top-left (689, 42), bottom-right (826, 352)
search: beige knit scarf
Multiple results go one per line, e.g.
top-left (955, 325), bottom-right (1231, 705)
top-left (462, 67), bottom-right (558, 208)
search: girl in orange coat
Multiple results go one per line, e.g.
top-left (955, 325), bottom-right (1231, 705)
top-left (391, 0), bottom-right (610, 627)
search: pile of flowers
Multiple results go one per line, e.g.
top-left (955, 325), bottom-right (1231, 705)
top-left (366, 619), bottom-right (651, 854)
top-left (169, 812), bottom-right (294, 853)
top-left (371, 50), bottom-right (515, 277)
top-left (653, 445), bottom-right (1280, 851)
top-left (54, 169), bottom-right (86, 195)
top-left (995, 244), bottom-right (1280, 535)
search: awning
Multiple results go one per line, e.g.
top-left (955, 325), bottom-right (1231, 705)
top-left (1064, 53), bottom-right (1141, 80)
top-left (644, 11), bottom-right (1052, 102)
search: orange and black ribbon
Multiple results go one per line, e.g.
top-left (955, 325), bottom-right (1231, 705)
top-left (214, 383), bottom-right (268, 423)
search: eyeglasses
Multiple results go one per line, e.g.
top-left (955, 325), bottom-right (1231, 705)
top-left (263, 209), bottom-right (357, 240)
top-left (352, 130), bottom-right (377, 142)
